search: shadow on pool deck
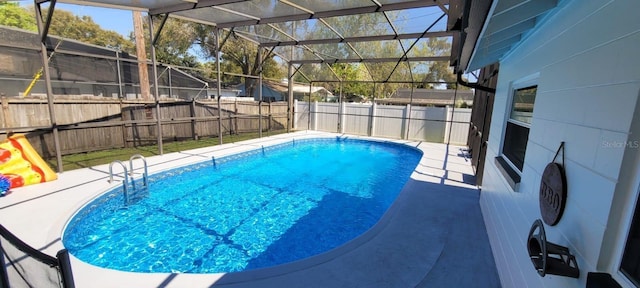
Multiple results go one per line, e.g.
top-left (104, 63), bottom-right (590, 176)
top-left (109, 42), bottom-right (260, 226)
top-left (140, 141), bottom-right (501, 288)
top-left (185, 177), bottom-right (501, 288)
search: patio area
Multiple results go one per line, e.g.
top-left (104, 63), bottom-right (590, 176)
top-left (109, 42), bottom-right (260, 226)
top-left (0, 131), bottom-right (500, 287)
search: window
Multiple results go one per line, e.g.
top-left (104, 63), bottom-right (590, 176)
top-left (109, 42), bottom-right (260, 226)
top-left (621, 191), bottom-right (640, 286)
top-left (494, 80), bottom-right (537, 191)
top-left (503, 85), bottom-right (537, 171)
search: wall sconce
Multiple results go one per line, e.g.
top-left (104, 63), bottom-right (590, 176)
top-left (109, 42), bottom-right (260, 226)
top-left (527, 219), bottom-right (579, 278)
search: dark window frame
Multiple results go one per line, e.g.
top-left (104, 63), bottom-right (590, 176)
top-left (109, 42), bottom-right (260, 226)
top-left (621, 191), bottom-right (640, 286)
top-left (497, 82), bottom-right (537, 191)
top-left (502, 85), bottom-right (537, 172)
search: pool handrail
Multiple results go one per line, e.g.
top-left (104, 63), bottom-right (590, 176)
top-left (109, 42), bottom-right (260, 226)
top-left (108, 160), bottom-right (129, 204)
top-left (129, 154), bottom-right (148, 189)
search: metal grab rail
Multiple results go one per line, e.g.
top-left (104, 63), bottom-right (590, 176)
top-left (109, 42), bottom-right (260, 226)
top-left (129, 154), bottom-right (148, 189)
top-left (108, 160), bottom-right (129, 204)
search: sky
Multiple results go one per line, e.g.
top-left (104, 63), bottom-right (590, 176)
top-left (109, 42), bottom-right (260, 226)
top-left (14, 1), bottom-right (476, 80)
top-left (19, 2), bottom-right (134, 37)
top-left (18, 2), bottom-right (447, 39)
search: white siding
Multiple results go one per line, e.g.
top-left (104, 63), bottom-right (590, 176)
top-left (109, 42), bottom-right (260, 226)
top-left (480, 0), bottom-right (640, 287)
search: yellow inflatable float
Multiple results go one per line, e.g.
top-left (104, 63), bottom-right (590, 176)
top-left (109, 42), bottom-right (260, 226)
top-left (0, 134), bottom-right (57, 189)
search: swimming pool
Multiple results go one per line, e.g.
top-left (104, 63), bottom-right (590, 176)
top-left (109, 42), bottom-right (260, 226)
top-left (63, 138), bottom-right (422, 273)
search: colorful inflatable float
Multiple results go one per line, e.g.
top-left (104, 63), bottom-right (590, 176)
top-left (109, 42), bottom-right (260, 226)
top-left (0, 134), bottom-right (57, 190)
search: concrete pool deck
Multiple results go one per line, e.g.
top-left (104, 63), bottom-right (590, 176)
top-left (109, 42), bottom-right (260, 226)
top-left (0, 131), bottom-right (500, 287)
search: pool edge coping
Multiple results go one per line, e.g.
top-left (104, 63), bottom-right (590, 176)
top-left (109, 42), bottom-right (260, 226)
top-left (1, 130), bottom-right (478, 287)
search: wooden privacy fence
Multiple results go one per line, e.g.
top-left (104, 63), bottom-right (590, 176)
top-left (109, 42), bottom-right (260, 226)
top-left (294, 100), bottom-right (472, 145)
top-left (0, 97), bottom-right (288, 158)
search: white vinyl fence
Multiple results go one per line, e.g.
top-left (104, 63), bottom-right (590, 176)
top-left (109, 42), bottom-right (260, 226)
top-left (294, 100), bottom-right (471, 145)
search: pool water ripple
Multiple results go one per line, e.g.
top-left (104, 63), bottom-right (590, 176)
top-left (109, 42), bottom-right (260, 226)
top-left (63, 138), bottom-right (422, 273)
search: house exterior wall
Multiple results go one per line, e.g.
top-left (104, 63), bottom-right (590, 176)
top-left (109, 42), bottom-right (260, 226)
top-left (236, 83), bottom-right (286, 101)
top-left (479, 0), bottom-right (640, 287)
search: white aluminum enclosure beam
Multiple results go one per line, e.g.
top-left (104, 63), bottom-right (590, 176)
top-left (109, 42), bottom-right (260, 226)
top-left (212, 0), bottom-right (447, 28)
top-left (292, 56), bottom-right (450, 64)
top-left (259, 31), bottom-right (453, 47)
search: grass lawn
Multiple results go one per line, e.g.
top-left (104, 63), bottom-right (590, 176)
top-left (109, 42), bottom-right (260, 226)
top-left (47, 130), bottom-right (288, 171)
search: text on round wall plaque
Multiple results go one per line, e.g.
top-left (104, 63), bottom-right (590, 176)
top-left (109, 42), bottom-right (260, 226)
top-left (539, 162), bottom-right (567, 226)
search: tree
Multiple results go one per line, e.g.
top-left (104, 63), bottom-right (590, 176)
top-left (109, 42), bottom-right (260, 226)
top-left (413, 37), bottom-right (464, 89)
top-left (329, 63), bottom-right (370, 97)
top-left (195, 27), bottom-right (286, 97)
top-left (0, 2), bottom-right (36, 31)
top-left (293, 13), bottom-right (463, 96)
top-left (45, 9), bottom-right (134, 52)
top-left (1, 4), bottom-right (135, 53)
top-left (293, 12), bottom-right (419, 99)
top-left (136, 16), bottom-right (200, 68)
top-left (422, 61), bottom-right (456, 89)
top-left (286, 15), bottom-right (379, 98)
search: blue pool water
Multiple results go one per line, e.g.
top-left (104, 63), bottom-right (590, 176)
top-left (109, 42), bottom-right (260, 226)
top-left (63, 138), bottom-right (422, 273)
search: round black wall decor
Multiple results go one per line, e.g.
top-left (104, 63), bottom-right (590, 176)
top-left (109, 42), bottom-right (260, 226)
top-left (539, 162), bottom-right (567, 226)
